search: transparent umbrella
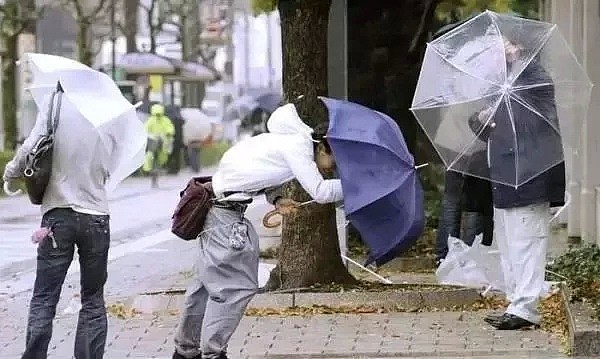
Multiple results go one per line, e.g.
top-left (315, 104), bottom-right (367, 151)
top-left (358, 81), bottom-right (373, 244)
top-left (411, 10), bottom-right (592, 187)
top-left (21, 53), bottom-right (147, 193)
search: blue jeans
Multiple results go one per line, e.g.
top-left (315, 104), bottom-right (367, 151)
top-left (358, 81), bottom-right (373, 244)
top-left (188, 146), bottom-right (201, 173)
top-left (23, 208), bottom-right (110, 359)
top-left (435, 195), bottom-right (493, 262)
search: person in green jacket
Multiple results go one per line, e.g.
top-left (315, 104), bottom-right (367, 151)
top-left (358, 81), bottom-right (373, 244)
top-left (143, 103), bottom-right (175, 172)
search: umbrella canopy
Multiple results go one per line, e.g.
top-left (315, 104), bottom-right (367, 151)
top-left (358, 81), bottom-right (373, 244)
top-left (255, 92), bottom-right (282, 113)
top-left (21, 53), bottom-right (90, 88)
top-left (224, 95), bottom-right (259, 122)
top-left (181, 107), bottom-right (216, 144)
top-left (21, 53), bottom-right (147, 193)
top-left (320, 97), bottom-right (425, 266)
top-left (411, 10), bottom-right (592, 187)
top-left (116, 52), bottom-right (176, 74)
top-left (166, 60), bottom-right (217, 82)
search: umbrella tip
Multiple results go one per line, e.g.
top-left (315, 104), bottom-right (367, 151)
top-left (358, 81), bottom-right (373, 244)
top-left (415, 163), bottom-right (429, 169)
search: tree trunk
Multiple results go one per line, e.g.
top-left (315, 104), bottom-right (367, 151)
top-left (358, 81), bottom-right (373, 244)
top-left (265, 0), bottom-right (355, 290)
top-left (149, 28), bottom-right (157, 54)
top-left (346, 0), bottom-right (438, 162)
top-left (124, 0), bottom-right (139, 53)
top-left (77, 21), bottom-right (93, 66)
top-left (2, 36), bottom-right (19, 150)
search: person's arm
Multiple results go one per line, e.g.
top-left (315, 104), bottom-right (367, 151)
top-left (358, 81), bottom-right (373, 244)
top-left (164, 116), bottom-right (175, 137)
top-left (2, 110), bottom-right (46, 182)
top-left (281, 141), bottom-right (343, 204)
top-left (468, 110), bottom-right (494, 141)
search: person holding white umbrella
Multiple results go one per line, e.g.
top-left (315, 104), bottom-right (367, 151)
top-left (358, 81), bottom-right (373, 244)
top-left (181, 108), bottom-right (216, 173)
top-left (2, 53), bottom-right (146, 359)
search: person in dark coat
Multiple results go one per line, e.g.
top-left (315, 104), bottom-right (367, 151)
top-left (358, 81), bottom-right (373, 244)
top-left (470, 38), bottom-right (565, 330)
top-left (166, 105), bottom-right (184, 174)
top-left (435, 169), bottom-right (493, 267)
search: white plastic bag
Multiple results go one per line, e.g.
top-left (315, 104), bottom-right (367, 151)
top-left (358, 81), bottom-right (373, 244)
top-left (436, 235), bottom-right (505, 292)
top-left (258, 262), bottom-right (276, 288)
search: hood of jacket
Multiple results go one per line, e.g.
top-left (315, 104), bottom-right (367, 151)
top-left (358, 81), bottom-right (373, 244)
top-left (266, 104), bottom-right (313, 139)
top-left (151, 104), bottom-right (165, 116)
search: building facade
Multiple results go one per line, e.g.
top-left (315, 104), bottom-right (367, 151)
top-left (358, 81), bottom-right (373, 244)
top-left (542, 0), bottom-right (600, 246)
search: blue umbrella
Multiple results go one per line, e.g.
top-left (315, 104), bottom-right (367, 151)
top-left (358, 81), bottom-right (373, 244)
top-left (320, 97), bottom-right (425, 266)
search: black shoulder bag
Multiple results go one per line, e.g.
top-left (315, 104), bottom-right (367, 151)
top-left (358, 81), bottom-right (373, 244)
top-left (23, 86), bottom-right (63, 205)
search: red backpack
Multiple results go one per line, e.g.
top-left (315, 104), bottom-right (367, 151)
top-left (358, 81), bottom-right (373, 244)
top-left (172, 176), bottom-right (214, 240)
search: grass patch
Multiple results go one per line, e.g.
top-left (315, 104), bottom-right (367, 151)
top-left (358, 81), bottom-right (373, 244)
top-left (199, 141), bottom-right (230, 167)
top-left (547, 243), bottom-right (600, 320)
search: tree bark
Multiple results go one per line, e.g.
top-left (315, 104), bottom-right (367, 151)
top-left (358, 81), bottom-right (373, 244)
top-left (2, 36), bottom-right (19, 150)
top-left (77, 21), bottom-right (93, 66)
top-left (265, 0), bottom-right (355, 290)
top-left (124, 0), bottom-right (139, 53)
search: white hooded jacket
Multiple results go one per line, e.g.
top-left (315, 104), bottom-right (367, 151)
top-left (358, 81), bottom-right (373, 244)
top-left (211, 104), bottom-right (343, 204)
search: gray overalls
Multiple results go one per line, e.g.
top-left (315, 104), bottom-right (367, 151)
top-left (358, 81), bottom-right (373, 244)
top-left (174, 195), bottom-right (259, 358)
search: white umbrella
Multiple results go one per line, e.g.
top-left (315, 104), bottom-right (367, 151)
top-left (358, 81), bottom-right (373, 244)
top-left (181, 107), bottom-right (216, 145)
top-left (20, 53), bottom-right (90, 88)
top-left (167, 60), bottom-right (217, 82)
top-left (115, 52), bottom-right (176, 74)
top-left (20, 53), bottom-right (147, 193)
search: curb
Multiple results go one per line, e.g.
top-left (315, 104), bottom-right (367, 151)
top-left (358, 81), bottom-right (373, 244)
top-left (244, 348), bottom-right (562, 358)
top-left (383, 256), bottom-right (435, 272)
top-left (560, 282), bottom-right (600, 356)
top-left (129, 285), bottom-right (480, 314)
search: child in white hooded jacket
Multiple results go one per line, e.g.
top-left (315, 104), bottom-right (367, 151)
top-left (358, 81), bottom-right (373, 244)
top-left (172, 102), bottom-right (343, 359)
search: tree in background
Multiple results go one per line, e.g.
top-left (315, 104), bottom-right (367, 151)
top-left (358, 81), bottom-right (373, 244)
top-left (435, 0), bottom-right (540, 30)
top-left (137, 0), bottom-right (164, 54)
top-left (123, 0), bottom-right (139, 53)
top-left (62, 0), bottom-right (112, 66)
top-left (254, 0), bottom-right (355, 289)
top-left (0, 0), bottom-right (43, 150)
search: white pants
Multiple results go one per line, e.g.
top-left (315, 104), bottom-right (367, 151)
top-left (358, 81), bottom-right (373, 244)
top-left (494, 203), bottom-right (550, 324)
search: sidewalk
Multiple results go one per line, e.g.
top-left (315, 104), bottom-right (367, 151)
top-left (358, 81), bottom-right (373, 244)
top-left (0, 308), bottom-right (566, 358)
top-left (0, 231), bottom-right (569, 359)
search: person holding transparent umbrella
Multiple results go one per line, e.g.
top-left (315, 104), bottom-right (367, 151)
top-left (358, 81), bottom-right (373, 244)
top-left (468, 38), bottom-right (566, 330)
top-left (411, 11), bottom-right (592, 331)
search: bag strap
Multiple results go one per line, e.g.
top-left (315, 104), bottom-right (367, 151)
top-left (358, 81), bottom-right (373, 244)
top-left (46, 89), bottom-right (63, 136)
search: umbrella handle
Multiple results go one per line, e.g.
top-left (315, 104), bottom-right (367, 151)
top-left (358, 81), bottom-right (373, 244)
top-left (3, 181), bottom-right (22, 196)
top-left (262, 200), bottom-right (317, 228)
top-left (262, 209), bottom-right (282, 228)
